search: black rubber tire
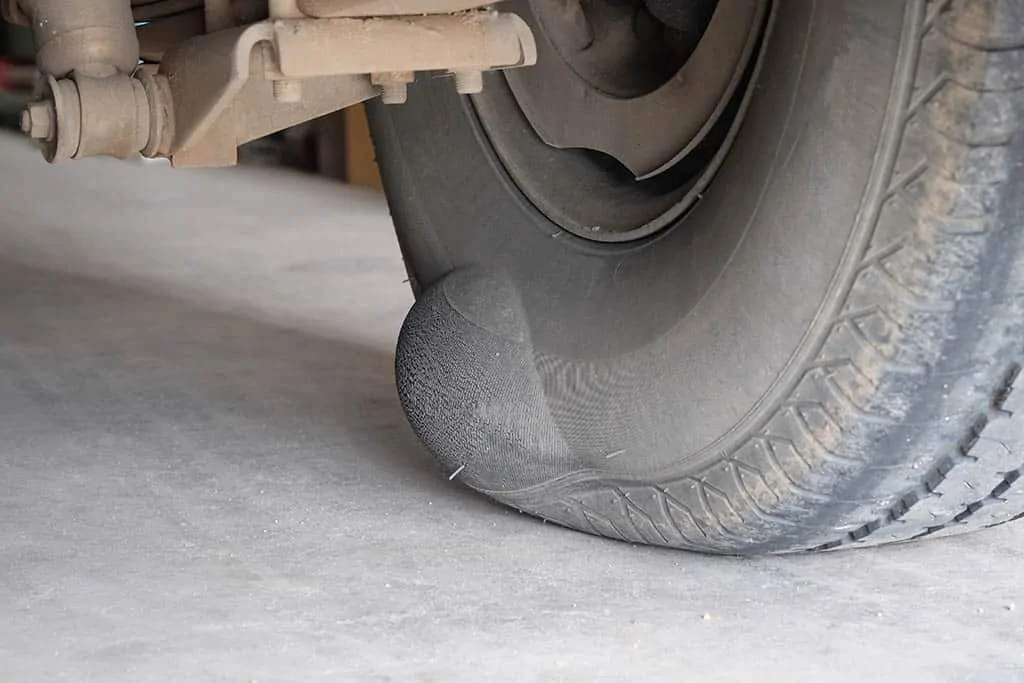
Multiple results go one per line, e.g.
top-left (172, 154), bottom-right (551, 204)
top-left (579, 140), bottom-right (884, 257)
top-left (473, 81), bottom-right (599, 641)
top-left (368, 0), bottom-right (1024, 553)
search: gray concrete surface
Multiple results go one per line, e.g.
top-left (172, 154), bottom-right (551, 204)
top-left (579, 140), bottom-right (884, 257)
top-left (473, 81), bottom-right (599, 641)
top-left (0, 134), bottom-right (1022, 682)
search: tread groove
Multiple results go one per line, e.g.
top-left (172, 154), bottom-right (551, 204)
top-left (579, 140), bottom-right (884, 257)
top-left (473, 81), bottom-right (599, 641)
top-left (652, 488), bottom-right (701, 546)
top-left (617, 488), bottom-right (671, 545)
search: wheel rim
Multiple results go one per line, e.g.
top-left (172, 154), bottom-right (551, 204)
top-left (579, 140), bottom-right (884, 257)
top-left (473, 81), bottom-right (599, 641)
top-left (474, 0), bottom-right (772, 243)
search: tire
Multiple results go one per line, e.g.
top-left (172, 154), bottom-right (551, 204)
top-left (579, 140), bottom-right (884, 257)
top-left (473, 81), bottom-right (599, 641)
top-left (368, 0), bottom-right (1024, 553)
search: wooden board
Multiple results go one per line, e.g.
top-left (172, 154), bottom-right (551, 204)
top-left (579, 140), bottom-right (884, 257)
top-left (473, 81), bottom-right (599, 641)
top-left (343, 104), bottom-right (383, 190)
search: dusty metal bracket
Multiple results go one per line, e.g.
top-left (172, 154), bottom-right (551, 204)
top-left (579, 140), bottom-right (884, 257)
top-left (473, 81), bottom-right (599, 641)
top-left (160, 10), bottom-right (535, 166)
top-left (161, 24), bottom-right (376, 166)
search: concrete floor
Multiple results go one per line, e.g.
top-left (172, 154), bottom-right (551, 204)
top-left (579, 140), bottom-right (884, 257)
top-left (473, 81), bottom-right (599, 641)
top-left (0, 135), bottom-right (1021, 682)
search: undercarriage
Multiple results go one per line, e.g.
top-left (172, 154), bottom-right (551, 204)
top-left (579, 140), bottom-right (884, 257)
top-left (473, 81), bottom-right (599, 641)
top-left (4, 0), bottom-right (538, 165)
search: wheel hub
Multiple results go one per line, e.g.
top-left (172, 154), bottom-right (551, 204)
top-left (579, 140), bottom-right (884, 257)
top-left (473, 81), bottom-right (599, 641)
top-left (535, 0), bottom-right (698, 99)
top-left (504, 0), bottom-right (767, 179)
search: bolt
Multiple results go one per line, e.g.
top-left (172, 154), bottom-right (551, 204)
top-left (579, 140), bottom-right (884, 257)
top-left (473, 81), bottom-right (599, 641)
top-left (379, 82), bottom-right (407, 105)
top-left (453, 70), bottom-right (484, 95)
top-left (372, 72), bottom-right (414, 105)
top-left (273, 78), bottom-right (302, 103)
top-left (20, 101), bottom-right (55, 140)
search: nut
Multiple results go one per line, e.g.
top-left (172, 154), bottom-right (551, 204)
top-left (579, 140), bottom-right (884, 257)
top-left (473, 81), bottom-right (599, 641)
top-left (372, 71), bottom-right (415, 105)
top-left (21, 101), bottom-right (55, 140)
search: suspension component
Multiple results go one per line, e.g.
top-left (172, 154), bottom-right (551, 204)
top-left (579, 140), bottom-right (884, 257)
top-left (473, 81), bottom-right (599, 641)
top-left (7, 0), bottom-right (537, 167)
top-left (26, 0), bottom-right (138, 78)
top-left (10, 0), bottom-right (166, 162)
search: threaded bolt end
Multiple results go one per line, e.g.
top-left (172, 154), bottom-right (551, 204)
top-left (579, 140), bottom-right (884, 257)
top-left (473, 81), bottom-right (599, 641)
top-left (453, 71), bottom-right (484, 95)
